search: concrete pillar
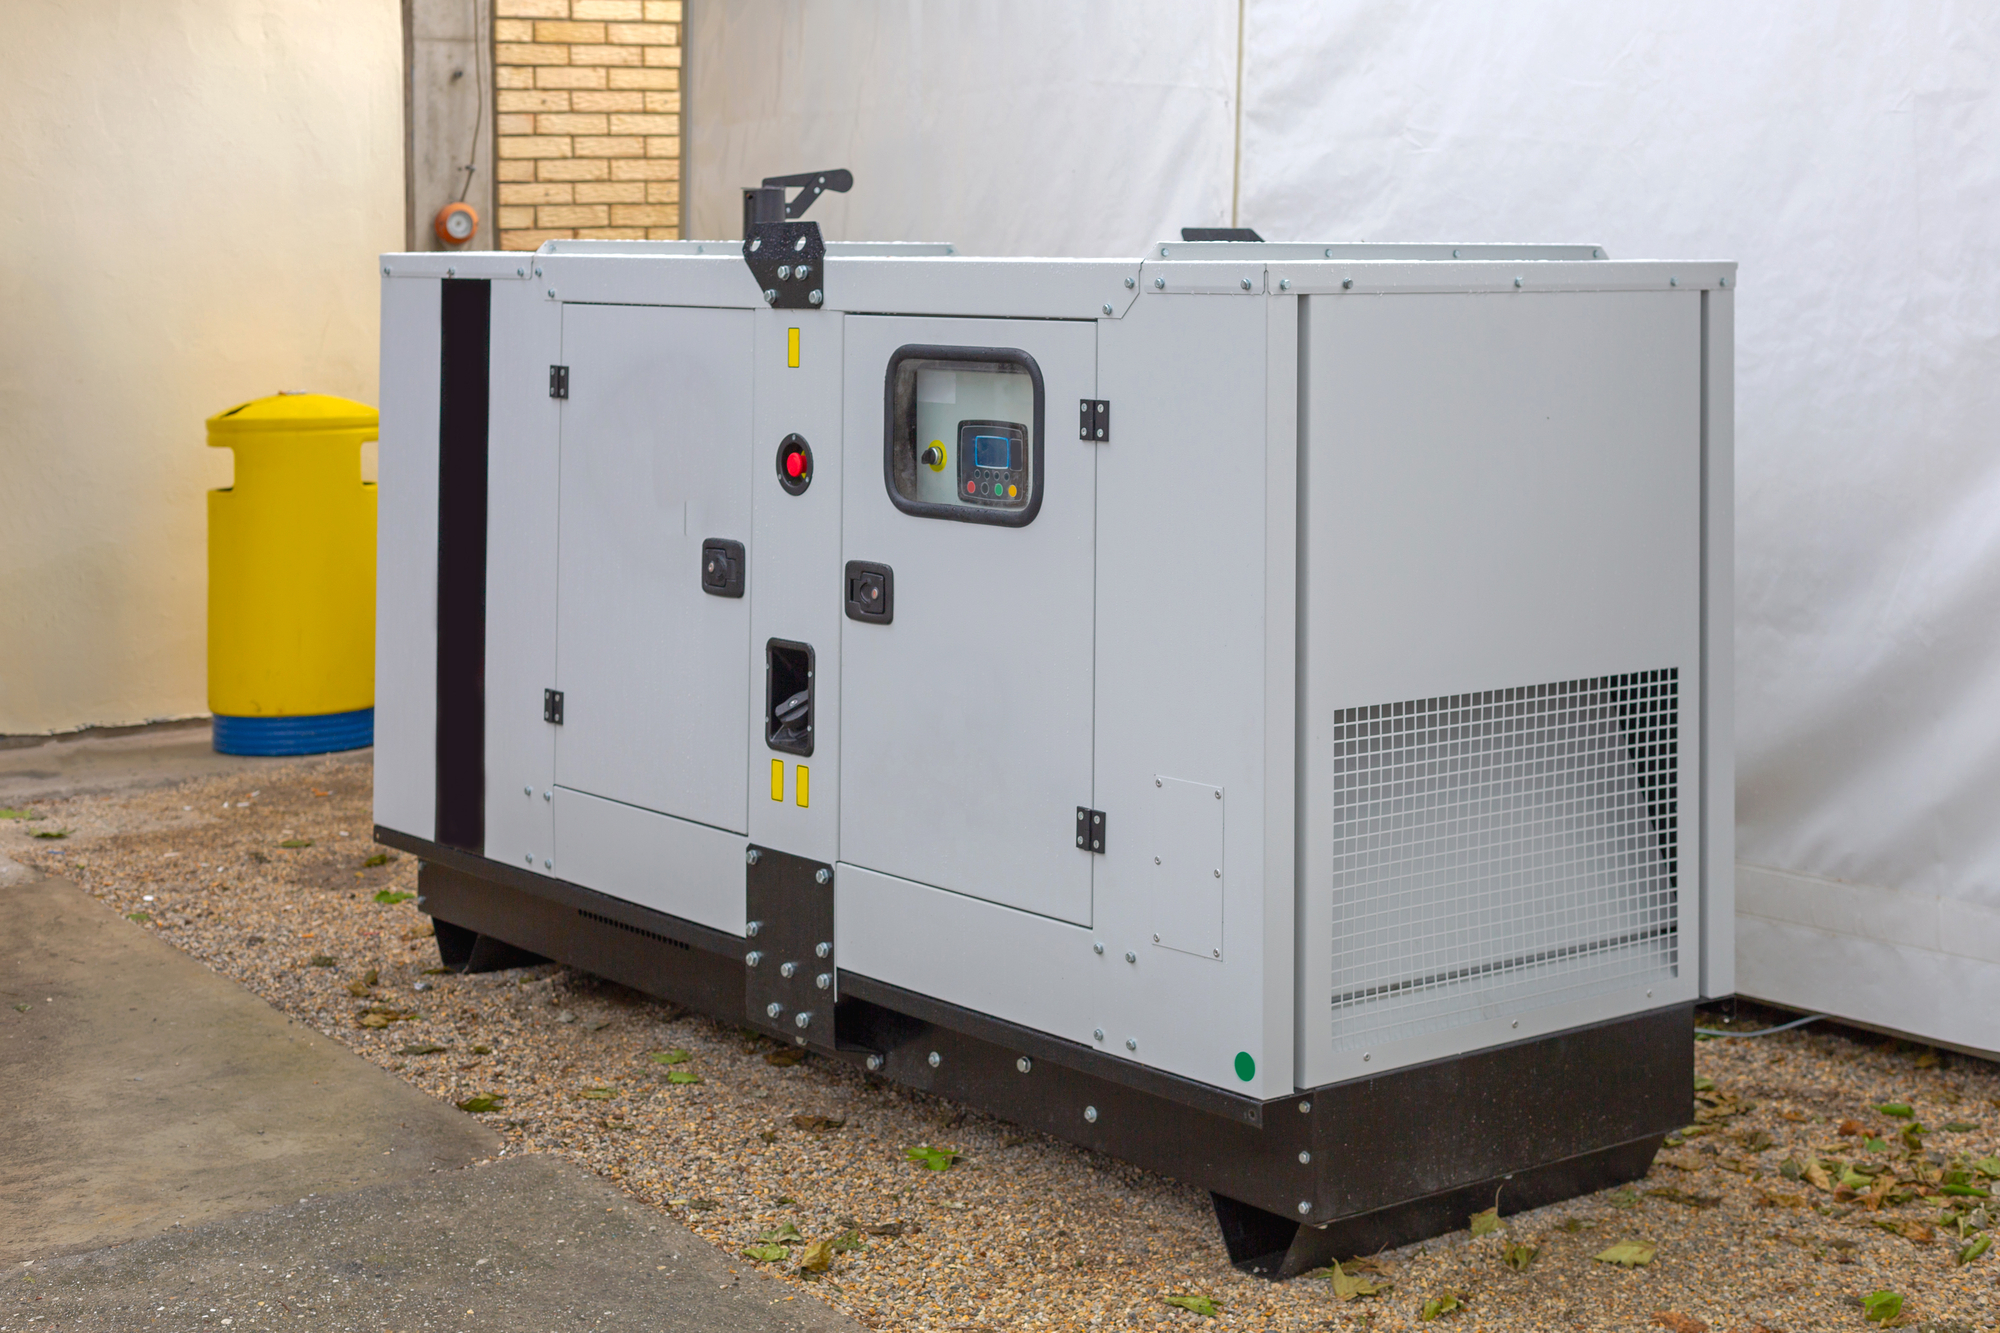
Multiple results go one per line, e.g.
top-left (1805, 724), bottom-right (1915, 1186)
top-left (403, 0), bottom-right (495, 252)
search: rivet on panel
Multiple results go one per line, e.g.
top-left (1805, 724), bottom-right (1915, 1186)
top-left (1153, 276), bottom-right (1165, 290)
top-left (1124, 951), bottom-right (1136, 964)
top-left (543, 859), bottom-right (552, 870)
top-left (1152, 933), bottom-right (1160, 942)
top-left (1125, 1038), bottom-right (1137, 1051)
top-left (1670, 276), bottom-right (1679, 287)
top-left (1279, 277), bottom-right (1290, 290)
top-left (523, 785), bottom-right (532, 796)
top-left (1124, 276), bottom-right (1136, 288)
top-left (544, 790), bottom-right (551, 801)
top-left (1093, 1028), bottom-right (1105, 1042)
top-left (1093, 942), bottom-right (1104, 955)
top-left (1101, 303), bottom-right (1113, 315)
top-left (547, 289), bottom-right (557, 299)
top-left (1239, 277), bottom-right (1252, 291)
top-left (1363, 1053), bottom-right (1372, 1062)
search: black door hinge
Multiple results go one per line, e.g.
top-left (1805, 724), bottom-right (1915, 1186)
top-left (1076, 806), bottom-right (1106, 853)
top-left (543, 689), bottom-right (564, 724)
top-left (549, 365), bottom-right (569, 399)
top-left (1079, 399), bottom-right (1109, 442)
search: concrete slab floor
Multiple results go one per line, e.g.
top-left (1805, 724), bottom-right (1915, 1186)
top-left (0, 724), bottom-right (862, 1332)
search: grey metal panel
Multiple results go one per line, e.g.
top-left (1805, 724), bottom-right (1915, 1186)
top-left (1701, 288), bottom-right (1737, 999)
top-left (1093, 294), bottom-right (1286, 1098)
top-left (747, 308), bottom-right (844, 865)
top-left (539, 240), bottom-right (958, 257)
top-left (829, 259), bottom-right (1141, 321)
top-left (551, 786), bottom-right (747, 936)
top-left (1271, 261), bottom-right (1735, 296)
top-left (1152, 242), bottom-right (1607, 263)
top-left (1296, 290), bottom-right (1704, 1087)
top-left (1147, 777), bottom-right (1225, 959)
top-left (835, 861), bottom-right (1094, 1051)
top-left (381, 253), bottom-right (530, 280)
top-left (1134, 261), bottom-right (1266, 295)
top-left (539, 254), bottom-right (763, 310)
top-left (1262, 294), bottom-right (1300, 1096)
top-left (838, 314), bottom-right (1097, 925)
top-left (373, 274), bottom-right (440, 841)
top-left (553, 304), bottom-right (755, 837)
top-left (481, 279), bottom-right (562, 874)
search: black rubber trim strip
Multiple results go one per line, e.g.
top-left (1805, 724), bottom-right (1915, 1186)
top-left (372, 824), bottom-right (741, 960)
top-left (836, 969), bottom-right (1265, 1127)
top-left (434, 278), bottom-right (490, 852)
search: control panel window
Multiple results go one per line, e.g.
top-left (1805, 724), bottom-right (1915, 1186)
top-left (884, 346), bottom-right (1044, 526)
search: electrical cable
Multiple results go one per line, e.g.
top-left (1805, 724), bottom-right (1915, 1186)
top-left (457, 0), bottom-right (483, 205)
top-left (1694, 1013), bottom-right (1828, 1038)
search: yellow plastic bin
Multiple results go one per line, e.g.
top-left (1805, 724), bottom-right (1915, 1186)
top-left (207, 392), bottom-right (378, 754)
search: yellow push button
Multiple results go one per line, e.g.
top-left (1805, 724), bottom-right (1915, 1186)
top-left (770, 758), bottom-right (785, 802)
top-left (795, 764), bottom-right (810, 807)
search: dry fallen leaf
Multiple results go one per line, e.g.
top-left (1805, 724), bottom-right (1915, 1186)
top-left (1593, 1240), bottom-right (1657, 1267)
top-left (1651, 1313), bottom-right (1707, 1333)
top-left (797, 1237), bottom-right (836, 1273)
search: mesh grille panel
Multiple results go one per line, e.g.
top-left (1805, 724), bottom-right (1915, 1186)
top-left (1328, 670), bottom-right (1678, 1052)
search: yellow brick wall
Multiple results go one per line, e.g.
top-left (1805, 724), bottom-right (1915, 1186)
top-left (492, 0), bottom-right (681, 250)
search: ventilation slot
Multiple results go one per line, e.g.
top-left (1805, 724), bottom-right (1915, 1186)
top-left (577, 908), bottom-right (692, 951)
top-left (1328, 670), bottom-right (1679, 1052)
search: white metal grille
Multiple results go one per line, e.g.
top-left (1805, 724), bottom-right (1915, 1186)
top-left (1328, 671), bottom-right (1678, 1052)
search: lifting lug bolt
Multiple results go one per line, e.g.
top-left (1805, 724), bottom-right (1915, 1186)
top-left (808, 289), bottom-right (823, 306)
top-left (766, 1002), bottom-right (783, 1019)
top-left (927, 1051), bottom-right (941, 1068)
top-left (794, 1011), bottom-right (812, 1028)
top-left (777, 265), bottom-right (791, 280)
top-left (1297, 1201), bottom-right (1313, 1216)
top-left (815, 868), bottom-right (830, 884)
top-left (745, 950), bottom-right (762, 967)
top-left (1084, 1106), bottom-right (1098, 1124)
top-left (746, 849), bottom-right (761, 865)
top-left (1298, 1151), bottom-right (1312, 1165)
top-left (815, 941), bottom-right (831, 958)
top-left (865, 1054), bottom-right (883, 1071)
top-left (816, 973), bottom-right (831, 989)
top-left (1016, 1057), bottom-right (1032, 1073)
top-left (779, 961), bottom-right (797, 979)
top-left (746, 919), bottom-right (762, 937)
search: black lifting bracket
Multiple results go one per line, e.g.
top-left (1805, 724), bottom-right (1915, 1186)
top-left (741, 169), bottom-right (851, 311)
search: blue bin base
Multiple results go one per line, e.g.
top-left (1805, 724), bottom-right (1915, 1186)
top-left (213, 708), bottom-right (374, 756)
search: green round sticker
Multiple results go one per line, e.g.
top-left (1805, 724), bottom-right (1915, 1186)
top-left (1233, 1051), bottom-right (1256, 1082)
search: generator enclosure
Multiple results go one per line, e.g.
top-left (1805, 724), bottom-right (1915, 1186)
top-left (373, 236), bottom-right (1735, 1273)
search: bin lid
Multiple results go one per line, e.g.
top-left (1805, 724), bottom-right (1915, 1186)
top-left (207, 392), bottom-right (378, 437)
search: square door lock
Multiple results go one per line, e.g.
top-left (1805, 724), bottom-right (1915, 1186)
top-left (701, 539), bottom-right (745, 598)
top-left (844, 560), bottom-right (893, 624)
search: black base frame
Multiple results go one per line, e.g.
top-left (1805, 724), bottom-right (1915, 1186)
top-left (382, 827), bottom-right (1691, 1278)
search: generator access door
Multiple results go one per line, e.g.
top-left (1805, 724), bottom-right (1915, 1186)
top-left (553, 303), bottom-right (754, 833)
top-left (839, 316), bottom-right (1097, 924)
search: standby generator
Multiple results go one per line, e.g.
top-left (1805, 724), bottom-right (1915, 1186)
top-left (372, 217), bottom-right (1734, 1276)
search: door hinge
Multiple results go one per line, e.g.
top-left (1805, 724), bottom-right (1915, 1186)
top-left (543, 689), bottom-right (564, 724)
top-left (1079, 399), bottom-right (1109, 442)
top-left (549, 365), bottom-right (569, 399)
top-left (1076, 806), bottom-right (1106, 853)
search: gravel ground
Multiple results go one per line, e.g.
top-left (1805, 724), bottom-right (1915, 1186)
top-left (7, 754), bottom-right (1998, 1332)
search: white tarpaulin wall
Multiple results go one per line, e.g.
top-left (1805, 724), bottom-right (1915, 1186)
top-left (689, 3), bottom-right (2000, 1054)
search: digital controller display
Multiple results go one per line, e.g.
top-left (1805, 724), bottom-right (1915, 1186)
top-left (971, 433), bottom-right (1012, 470)
top-left (957, 420), bottom-right (1027, 508)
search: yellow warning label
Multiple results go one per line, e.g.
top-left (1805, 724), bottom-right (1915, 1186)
top-left (795, 764), bottom-right (810, 808)
top-left (787, 327), bottom-right (800, 368)
top-left (770, 758), bottom-right (785, 802)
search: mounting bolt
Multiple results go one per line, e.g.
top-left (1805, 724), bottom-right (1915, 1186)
top-left (1299, 1150), bottom-right (1312, 1164)
top-left (1513, 276), bottom-right (1523, 288)
top-left (517, 267), bottom-right (526, 278)
top-left (547, 288), bottom-right (557, 299)
top-left (794, 1011), bottom-right (812, 1028)
top-left (543, 859), bottom-right (552, 870)
top-left (1212, 949), bottom-right (1220, 958)
top-left (1363, 1053), bottom-right (1372, 1062)
top-left (1124, 951), bottom-right (1136, 964)
top-left (815, 868), bottom-right (830, 884)
top-left (815, 941), bottom-right (831, 958)
top-left (1511, 1020), bottom-right (1519, 1028)
top-left (1016, 1057), bottom-right (1032, 1074)
top-left (746, 919), bottom-right (762, 937)
top-left (1324, 247), bottom-right (1334, 258)
top-left (1669, 276), bottom-right (1679, 287)
top-left (381, 265), bottom-right (391, 277)
top-left (544, 790), bottom-right (551, 801)
top-left (746, 849), bottom-right (761, 865)
top-left (1093, 1028), bottom-right (1105, 1042)
top-left (1214, 790), bottom-right (1221, 799)
top-left (766, 1002), bottom-right (783, 1019)
top-left (1101, 303), bottom-right (1113, 315)
top-left (1297, 1201), bottom-right (1312, 1216)
top-left (446, 266), bottom-right (456, 278)
top-left (523, 785), bottom-right (532, 796)
top-left (1719, 275), bottom-right (1730, 287)
top-left (1125, 276), bottom-right (1136, 288)
top-left (777, 265), bottom-right (791, 280)
top-left (1084, 1105), bottom-right (1098, 1124)
top-left (1153, 276), bottom-right (1165, 289)
top-left (927, 1050), bottom-right (941, 1068)
top-left (1341, 278), bottom-right (1353, 290)
top-left (763, 288), bottom-right (778, 304)
top-left (779, 961), bottom-right (797, 979)
top-left (534, 266), bottom-right (543, 276)
top-left (1213, 869), bottom-right (1221, 878)
top-left (808, 289), bottom-right (823, 306)
top-left (865, 1054), bottom-right (883, 1071)
top-left (1279, 277), bottom-right (1290, 290)
top-left (1299, 1101), bottom-right (1311, 1113)
top-left (816, 973), bottom-right (830, 989)
top-left (745, 950), bottom-right (762, 967)
top-left (1125, 1038), bottom-right (1137, 1051)
top-left (524, 854), bottom-right (532, 865)
top-left (796, 264), bottom-right (811, 280)
top-left (1093, 942), bottom-right (1104, 955)
top-left (1152, 933), bottom-right (1160, 942)
top-left (1239, 277), bottom-right (1252, 291)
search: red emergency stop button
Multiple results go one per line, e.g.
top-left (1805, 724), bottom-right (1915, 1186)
top-left (774, 433), bottom-right (813, 495)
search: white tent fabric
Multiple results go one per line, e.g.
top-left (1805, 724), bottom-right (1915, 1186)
top-left (688, 3), bottom-right (2000, 1053)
